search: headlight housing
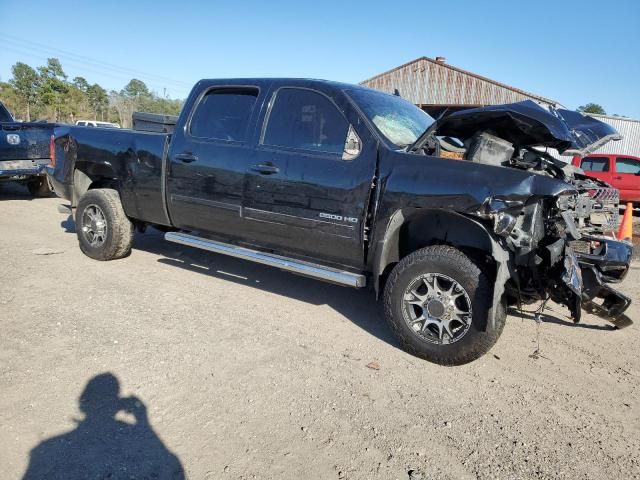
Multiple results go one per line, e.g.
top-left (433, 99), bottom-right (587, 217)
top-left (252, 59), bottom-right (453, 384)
top-left (493, 211), bottom-right (517, 236)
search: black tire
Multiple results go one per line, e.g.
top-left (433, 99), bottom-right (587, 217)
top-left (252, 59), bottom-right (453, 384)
top-left (26, 177), bottom-right (52, 197)
top-left (383, 245), bottom-right (505, 366)
top-left (76, 188), bottom-right (134, 261)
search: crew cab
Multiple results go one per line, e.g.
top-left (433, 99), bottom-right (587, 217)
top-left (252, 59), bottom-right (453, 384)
top-left (47, 79), bottom-right (633, 365)
top-left (572, 154), bottom-right (640, 203)
top-left (0, 101), bottom-right (55, 196)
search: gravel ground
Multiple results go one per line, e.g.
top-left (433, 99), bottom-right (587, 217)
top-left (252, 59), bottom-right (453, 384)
top-left (1, 183), bottom-right (639, 480)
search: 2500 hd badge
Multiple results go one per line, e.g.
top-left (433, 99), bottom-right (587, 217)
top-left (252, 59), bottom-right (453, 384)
top-left (320, 212), bottom-right (359, 223)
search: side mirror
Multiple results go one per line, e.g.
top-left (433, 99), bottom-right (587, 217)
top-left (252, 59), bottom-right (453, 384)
top-left (342, 125), bottom-right (362, 161)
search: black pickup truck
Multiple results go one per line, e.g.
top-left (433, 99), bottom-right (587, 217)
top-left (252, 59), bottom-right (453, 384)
top-left (47, 78), bottom-right (632, 365)
top-left (0, 101), bottom-right (55, 196)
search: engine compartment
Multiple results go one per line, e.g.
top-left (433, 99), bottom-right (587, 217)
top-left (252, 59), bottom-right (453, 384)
top-left (418, 123), bottom-right (629, 327)
top-left (435, 129), bottom-right (620, 239)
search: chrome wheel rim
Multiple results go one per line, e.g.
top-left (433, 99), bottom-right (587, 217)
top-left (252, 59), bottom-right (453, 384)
top-left (402, 273), bottom-right (472, 345)
top-left (81, 204), bottom-right (107, 247)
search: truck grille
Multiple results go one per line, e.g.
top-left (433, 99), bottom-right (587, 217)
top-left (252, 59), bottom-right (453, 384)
top-left (588, 187), bottom-right (619, 233)
top-left (572, 187), bottom-right (619, 235)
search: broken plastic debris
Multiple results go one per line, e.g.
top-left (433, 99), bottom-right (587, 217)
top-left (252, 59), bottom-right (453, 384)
top-left (365, 361), bottom-right (380, 370)
top-left (32, 247), bottom-right (64, 255)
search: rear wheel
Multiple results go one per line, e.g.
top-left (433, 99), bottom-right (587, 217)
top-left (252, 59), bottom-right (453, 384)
top-left (76, 188), bottom-right (134, 260)
top-left (383, 245), bottom-right (505, 366)
top-left (26, 177), bottom-right (52, 197)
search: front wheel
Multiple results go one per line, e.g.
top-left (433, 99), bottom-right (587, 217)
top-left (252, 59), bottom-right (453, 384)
top-left (383, 245), bottom-right (505, 366)
top-left (76, 188), bottom-right (134, 260)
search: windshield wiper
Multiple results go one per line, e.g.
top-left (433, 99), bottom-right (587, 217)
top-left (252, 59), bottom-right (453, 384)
top-left (407, 108), bottom-right (449, 153)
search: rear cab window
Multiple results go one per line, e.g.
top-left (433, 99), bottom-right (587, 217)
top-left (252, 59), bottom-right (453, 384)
top-left (189, 87), bottom-right (259, 142)
top-left (616, 157), bottom-right (640, 175)
top-left (581, 156), bottom-right (610, 172)
top-left (262, 88), bottom-right (349, 154)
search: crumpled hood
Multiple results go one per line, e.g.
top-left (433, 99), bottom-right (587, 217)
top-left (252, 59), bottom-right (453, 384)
top-left (433, 100), bottom-right (621, 156)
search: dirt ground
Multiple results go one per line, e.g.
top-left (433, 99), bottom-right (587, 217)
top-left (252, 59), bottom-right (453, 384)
top-left (1, 182), bottom-right (639, 480)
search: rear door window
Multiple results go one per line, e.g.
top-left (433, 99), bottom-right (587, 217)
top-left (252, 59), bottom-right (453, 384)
top-left (190, 87), bottom-right (259, 142)
top-left (262, 88), bottom-right (349, 154)
top-left (581, 157), bottom-right (610, 172)
top-left (616, 157), bottom-right (640, 174)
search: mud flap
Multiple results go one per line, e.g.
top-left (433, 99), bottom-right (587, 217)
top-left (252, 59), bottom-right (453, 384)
top-left (488, 238), bottom-right (510, 330)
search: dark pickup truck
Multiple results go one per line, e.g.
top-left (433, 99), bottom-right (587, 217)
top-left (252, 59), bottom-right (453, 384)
top-left (48, 78), bottom-right (632, 365)
top-left (0, 101), bottom-right (55, 196)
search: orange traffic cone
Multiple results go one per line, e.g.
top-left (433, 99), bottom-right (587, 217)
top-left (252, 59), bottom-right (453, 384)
top-left (617, 202), bottom-right (633, 241)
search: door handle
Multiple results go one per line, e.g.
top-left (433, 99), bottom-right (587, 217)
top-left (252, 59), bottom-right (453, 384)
top-left (251, 163), bottom-right (279, 174)
top-left (613, 176), bottom-right (623, 180)
top-left (175, 153), bottom-right (198, 163)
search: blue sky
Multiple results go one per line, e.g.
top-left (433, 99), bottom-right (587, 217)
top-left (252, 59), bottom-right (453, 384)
top-left (1, 0), bottom-right (639, 117)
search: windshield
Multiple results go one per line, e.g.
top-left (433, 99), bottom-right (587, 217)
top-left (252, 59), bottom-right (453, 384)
top-left (347, 88), bottom-right (434, 147)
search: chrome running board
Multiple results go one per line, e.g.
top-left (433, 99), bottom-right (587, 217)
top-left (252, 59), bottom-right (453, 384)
top-left (165, 231), bottom-right (366, 288)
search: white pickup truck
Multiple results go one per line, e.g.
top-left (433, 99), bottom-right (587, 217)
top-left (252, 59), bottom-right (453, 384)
top-left (75, 120), bottom-right (120, 128)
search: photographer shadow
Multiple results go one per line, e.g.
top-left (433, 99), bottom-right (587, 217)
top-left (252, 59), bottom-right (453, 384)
top-left (22, 373), bottom-right (184, 480)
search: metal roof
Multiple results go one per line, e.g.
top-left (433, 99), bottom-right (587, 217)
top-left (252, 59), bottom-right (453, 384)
top-left (586, 114), bottom-right (640, 157)
top-left (360, 57), bottom-right (558, 108)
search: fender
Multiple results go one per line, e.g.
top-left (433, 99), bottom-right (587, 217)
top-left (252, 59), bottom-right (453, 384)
top-left (373, 208), bottom-right (510, 329)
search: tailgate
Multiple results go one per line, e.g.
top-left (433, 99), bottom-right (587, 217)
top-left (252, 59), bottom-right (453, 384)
top-left (0, 122), bottom-right (54, 162)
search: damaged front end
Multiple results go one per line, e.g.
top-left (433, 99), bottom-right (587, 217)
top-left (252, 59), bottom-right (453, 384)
top-left (415, 100), bottom-right (633, 328)
top-left (475, 189), bottom-right (632, 328)
top-left (541, 196), bottom-right (632, 328)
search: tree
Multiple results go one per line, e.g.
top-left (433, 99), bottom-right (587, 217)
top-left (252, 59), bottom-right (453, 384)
top-left (73, 76), bottom-right (90, 93)
top-left (0, 81), bottom-right (21, 118)
top-left (9, 62), bottom-right (39, 121)
top-left (122, 79), bottom-right (150, 100)
top-left (0, 58), bottom-right (185, 124)
top-left (37, 58), bottom-right (69, 121)
top-left (86, 83), bottom-right (108, 120)
top-left (577, 103), bottom-right (606, 115)
top-left (109, 90), bottom-right (136, 128)
top-left (62, 85), bottom-right (91, 123)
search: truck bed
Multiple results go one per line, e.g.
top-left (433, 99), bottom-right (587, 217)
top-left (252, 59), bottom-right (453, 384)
top-left (50, 126), bottom-right (171, 226)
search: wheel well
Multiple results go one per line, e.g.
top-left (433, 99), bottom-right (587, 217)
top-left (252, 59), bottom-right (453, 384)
top-left (375, 209), bottom-right (497, 295)
top-left (72, 163), bottom-right (119, 206)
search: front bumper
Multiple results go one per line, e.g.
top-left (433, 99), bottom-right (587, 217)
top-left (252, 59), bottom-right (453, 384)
top-left (0, 159), bottom-right (49, 179)
top-left (572, 236), bottom-right (633, 328)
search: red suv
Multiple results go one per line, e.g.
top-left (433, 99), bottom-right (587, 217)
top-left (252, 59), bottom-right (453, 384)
top-left (572, 154), bottom-right (640, 203)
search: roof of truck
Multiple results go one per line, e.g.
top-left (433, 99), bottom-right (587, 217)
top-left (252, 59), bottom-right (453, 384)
top-left (198, 77), bottom-right (379, 92)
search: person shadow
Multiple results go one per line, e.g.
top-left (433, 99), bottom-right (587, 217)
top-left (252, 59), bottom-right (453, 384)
top-left (22, 373), bottom-right (184, 480)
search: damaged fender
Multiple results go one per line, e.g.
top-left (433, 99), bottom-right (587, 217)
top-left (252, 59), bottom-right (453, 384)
top-left (373, 208), bottom-right (511, 330)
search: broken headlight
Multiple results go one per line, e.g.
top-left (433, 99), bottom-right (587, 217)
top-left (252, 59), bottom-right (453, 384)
top-left (493, 211), bottom-right (517, 236)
